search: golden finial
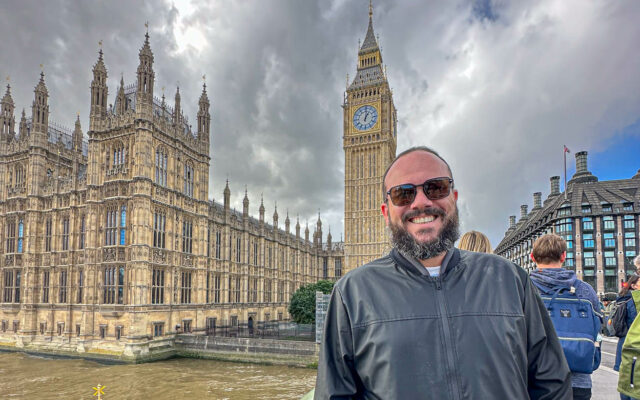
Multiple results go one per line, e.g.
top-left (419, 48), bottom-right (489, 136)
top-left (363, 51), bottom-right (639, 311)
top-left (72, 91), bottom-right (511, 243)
top-left (145, 21), bottom-right (149, 32)
top-left (369, 0), bottom-right (373, 18)
top-left (202, 74), bottom-right (206, 81)
top-left (5, 75), bottom-right (9, 82)
top-left (39, 64), bottom-right (44, 71)
top-left (98, 40), bottom-right (103, 48)
top-left (346, 73), bottom-right (349, 88)
top-left (161, 86), bottom-right (165, 94)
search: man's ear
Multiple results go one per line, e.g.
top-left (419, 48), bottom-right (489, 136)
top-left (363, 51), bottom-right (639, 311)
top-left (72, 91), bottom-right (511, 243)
top-left (560, 251), bottom-right (566, 263)
top-left (530, 252), bottom-right (535, 263)
top-left (381, 202), bottom-right (390, 225)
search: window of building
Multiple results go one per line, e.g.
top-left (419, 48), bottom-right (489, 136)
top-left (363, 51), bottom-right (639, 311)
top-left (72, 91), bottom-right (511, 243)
top-left (249, 278), bottom-right (258, 303)
top-left (583, 251), bottom-right (595, 266)
top-left (278, 281), bottom-right (284, 303)
top-left (215, 231), bottom-right (221, 259)
top-left (77, 269), bottom-right (83, 304)
top-left (12, 321), bottom-right (19, 333)
top-left (627, 250), bottom-right (637, 257)
top-left (42, 271), bottom-right (49, 303)
top-left (155, 148), bottom-right (168, 187)
top-left (1, 320), bottom-right (5, 332)
top-left (253, 242), bottom-right (258, 265)
top-left (182, 220), bottom-right (193, 253)
top-left (153, 323), bottom-right (164, 337)
top-left (626, 238), bottom-right (636, 248)
top-left (604, 251), bottom-right (616, 266)
top-left (59, 269), bottom-right (68, 303)
top-left (99, 325), bottom-right (106, 339)
top-left (79, 215), bottom-right (85, 249)
top-left (264, 279), bottom-right (272, 303)
top-left (113, 142), bottom-right (126, 167)
top-left (61, 217), bottom-right (69, 251)
top-left (40, 322), bottom-right (46, 335)
top-left (624, 203), bottom-right (634, 211)
top-left (45, 218), bottom-right (52, 252)
top-left (581, 205), bottom-right (591, 213)
top-left (236, 237), bottom-right (241, 263)
top-left (3, 269), bottom-right (20, 303)
top-left (103, 266), bottom-right (124, 304)
top-left (180, 271), bottom-right (192, 304)
top-left (213, 273), bottom-right (221, 304)
top-left (602, 204), bottom-right (612, 212)
top-left (57, 322), bottom-right (64, 336)
top-left (335, 258), bottom-right (342, 277)
top-left (207, 227), bottom-right (210, 257)
top-left (153, 212), bottom-right (166, 248)
top-left (76, 324), bottom-right (81, 336)
top-left (603, 216), bottom-right (615, 231)
top-left (151, 268), bottom-right (164, 304)
top-left (603, 232), bottom-right (616, 248)
top-left (115, 326), bottom-right (122, 340)
top-left (582, 217), bottom-right (593, 231)
top-left (17, 219), bottom-right (23, 253)
top-left (120, 205), bottom-right (126, 245)
top-left (6, 219), bottom-right (15, 253)
top-left (624, 215), bottom-right (636, 229)
top-left (184, 163), bottom-right (194, 197)
top-left (555, 218), bottom-right (572, 233)
top-left (323, 257), bottom-right (328, 279)
top-left (557, 207), bottom-right (571, 217)
top-left (182, 320), bottom-right (192, 333)
top-left (105, 207), bottom-right (117, 246)
top-left (583, 233), bottom-right (594, 249)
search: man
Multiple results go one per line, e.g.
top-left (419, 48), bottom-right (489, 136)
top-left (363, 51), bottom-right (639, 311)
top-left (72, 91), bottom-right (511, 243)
top-left (529, 234), bottom-right (601, 400)
top-left (315, 146), bottom-right (571, 399)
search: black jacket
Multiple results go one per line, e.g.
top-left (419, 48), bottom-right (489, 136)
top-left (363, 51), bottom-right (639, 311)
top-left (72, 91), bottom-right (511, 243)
top-left (315, 248), bottom-right (571, 399)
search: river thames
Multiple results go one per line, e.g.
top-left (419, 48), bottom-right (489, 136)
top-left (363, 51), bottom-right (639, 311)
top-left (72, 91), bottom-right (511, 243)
top-left (0, 351), bottom-right (316, 399)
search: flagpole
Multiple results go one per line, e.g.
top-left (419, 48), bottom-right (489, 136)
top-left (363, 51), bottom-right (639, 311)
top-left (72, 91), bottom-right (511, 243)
top-left (563, 145), bottom-right (567, 200)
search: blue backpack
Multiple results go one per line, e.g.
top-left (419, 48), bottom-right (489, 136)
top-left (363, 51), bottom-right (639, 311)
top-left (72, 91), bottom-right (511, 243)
top-left (532, 281), bottom-right (602, 374)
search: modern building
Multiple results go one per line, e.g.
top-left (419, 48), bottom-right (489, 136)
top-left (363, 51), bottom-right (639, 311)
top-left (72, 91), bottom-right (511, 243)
top-left (343, 3), bottom-right (398, 274)
top-left (495, 151), bottom-right (640, 295)
top-left (0, 32), bottom-right (343, 358)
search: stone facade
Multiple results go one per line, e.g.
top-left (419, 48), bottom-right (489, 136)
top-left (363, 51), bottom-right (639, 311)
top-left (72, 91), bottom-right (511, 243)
top-left (343, 6), bottom-right (397, 274)
top-left (0, 33), bottom-right (343, 357)
top-left (496, 151), bottom-right (640, 295)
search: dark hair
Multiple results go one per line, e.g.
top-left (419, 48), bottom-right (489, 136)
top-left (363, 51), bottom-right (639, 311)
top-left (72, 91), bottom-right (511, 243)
top-left (381, 146), bottom-right (454, 201)
top-left (620, 274), bottom-right (640, 297)
top-left (531, 234), bottom-right (566, 265)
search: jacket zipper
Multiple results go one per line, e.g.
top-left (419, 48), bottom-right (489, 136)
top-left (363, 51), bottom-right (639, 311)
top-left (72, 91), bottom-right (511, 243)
top-left (434, 275), bottom-right (461, 400)
top-left (632, 357), bottom-right (637, 388)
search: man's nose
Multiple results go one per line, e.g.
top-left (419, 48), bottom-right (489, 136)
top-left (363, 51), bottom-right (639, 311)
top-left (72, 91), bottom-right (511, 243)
top-left (411, 187), bottom-right (434, 208)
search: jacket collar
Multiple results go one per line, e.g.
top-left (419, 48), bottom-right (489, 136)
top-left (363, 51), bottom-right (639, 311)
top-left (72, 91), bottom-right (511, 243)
top-left (391, 247), bottom-right (461, 279)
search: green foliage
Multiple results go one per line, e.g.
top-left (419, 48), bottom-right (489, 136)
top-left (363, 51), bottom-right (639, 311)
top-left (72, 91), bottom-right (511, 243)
top-left (288, 280), bottom-right (334, 324)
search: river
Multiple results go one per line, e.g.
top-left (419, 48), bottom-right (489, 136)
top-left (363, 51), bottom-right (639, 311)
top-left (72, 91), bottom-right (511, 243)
top-left (0, 351), bottom-right (317, 399)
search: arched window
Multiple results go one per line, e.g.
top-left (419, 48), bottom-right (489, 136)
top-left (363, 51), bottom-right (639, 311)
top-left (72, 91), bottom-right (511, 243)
top-left (113, 141), bottom-right (126, 167)
top-left (155, 148), bottom-right (168, 187)
top-left (184, 162), bottom-right (194, 197)
top-left (120, 205), bottom-right (126, 245)
top-left (17, 219), bottom-right (23, 253)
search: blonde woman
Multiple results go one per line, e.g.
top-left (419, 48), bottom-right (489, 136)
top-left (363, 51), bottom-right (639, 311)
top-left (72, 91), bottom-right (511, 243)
top-left (458, 230), bottom-right (492, 253)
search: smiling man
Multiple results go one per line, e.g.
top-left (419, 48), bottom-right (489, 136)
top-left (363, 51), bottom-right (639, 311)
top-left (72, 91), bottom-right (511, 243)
top-left (315, 146), bottom-right (572, 399)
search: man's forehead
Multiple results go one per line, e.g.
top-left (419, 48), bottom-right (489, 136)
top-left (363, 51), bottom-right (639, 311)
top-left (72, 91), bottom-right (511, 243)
top-left (386, 151), bottom-right (450, 182)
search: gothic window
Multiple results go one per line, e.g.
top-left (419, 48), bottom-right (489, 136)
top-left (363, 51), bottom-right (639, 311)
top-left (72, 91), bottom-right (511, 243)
top-left (77, 269), bottom-right (84, 304)
top-left (103, 266), bottom-right (125, 304)
top-left (213, 273), bottom-right (221, 303)
top-left (151, 268), bottom-right (164, 304)
top-left (155, 147), bottom-right (168, 187)
top-left (215, 231), bottom-right (221, 259)
top-left (58, 269), bottom-right (67, 303)
top-left (180, 270), bottom-right (192, 304)
top-left (61, 217), bottom-right (69, 251)
top-left (182, 219), bottom-right (193, 253)
top-left (253, 242), bottom-right (258, 265)
top-left (277, 281), bottom-right (284, 302)
top-left (17, 219), bottom-right (23, 253)
top-left (79, 215), bottom-right (85, 250)
top-left (45, 218), bottom-right (52, 251)
top-left (335, 258), bottom-right (342, 277)
top-left (15, 164), bottom-right (24, 186)
top-left (105, 207), bottom-right (117, 246)
top-left (42, 271), bottom-right (50, 303)
top-left (6, 219), bottom-right (15, 253)
top-left (236, 237), bottom-right (241, 263)
top-left (184, 162), bottom-right (194, 197)
top-left (120, 205), bottom-right (126, 245)
top-left (207, 226), bottom-right (210, 257)
top-left (153, 211), bottom-right (166, 248)
top-left (264, 279), bottom-right (272, 303)
top-left (2, 269), bottom-right (20, 303)
top-left (112, 141), bottom-right (126, 167)
top-left (249, 278), bottom-right (258, 303)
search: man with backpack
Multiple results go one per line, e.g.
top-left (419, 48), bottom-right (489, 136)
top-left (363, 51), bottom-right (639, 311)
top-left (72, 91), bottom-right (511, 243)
top-left (530, 234), bottom-right (602, 400)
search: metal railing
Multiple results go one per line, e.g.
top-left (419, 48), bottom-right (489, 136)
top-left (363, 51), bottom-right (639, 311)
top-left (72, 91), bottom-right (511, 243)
top-left (205, 320), bottom-right (316, 341)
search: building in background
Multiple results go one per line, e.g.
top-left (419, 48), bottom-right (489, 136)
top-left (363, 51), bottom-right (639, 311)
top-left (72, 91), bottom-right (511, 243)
top-left (495, 151), bottom-right (640, 296)
top-left (343, 3), bottom-right (398, 274)
top-left (0, 33), bottom-right (342, 358)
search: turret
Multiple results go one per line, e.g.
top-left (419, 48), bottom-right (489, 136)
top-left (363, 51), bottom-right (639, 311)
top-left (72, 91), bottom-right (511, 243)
top-left (72, 115), bottom-right (83, 153)
top-left (223, 180), bottom-right (230, 210)
top-left (327, 228), bottom-right (333, 250)
top-left (0, 84), bottom-right (15, 139)
top-left (243, 188), bottom-right (249, 217)
top-left (136, 32), bottom-right (155, 110)
top-left (90, 50), bottom-right (108, 129)
top-left (305, 223), bottom-right (310, 242)
top-left (31, 72), bottom-right (49, 136)
top-left (295, 216), bottom-right (300, 238)
top-left (18, 109), bottom-right (27, 139)
top-left (285, 211), bottom-right (290, 233)
top-left (115, 76), bottom-right (127, 115)
top-left (315, 213), bottom-right (323, 247)
top-left (173, 87), bottom-right (181, 126)
top-left (197, 83), bottom-right (210, 142)
top-left (259, 195), bottom-right (265, 223)
top-left (273, 204), bottom-right (279, 228)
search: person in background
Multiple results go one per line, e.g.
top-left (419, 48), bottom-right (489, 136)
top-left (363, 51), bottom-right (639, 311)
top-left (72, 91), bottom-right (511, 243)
top-left (458, 230), bottom-right (492, 253)
top-left (529, 234), bottom-right (601, 400)
top-left (615, 274), bottom-right (640, 400)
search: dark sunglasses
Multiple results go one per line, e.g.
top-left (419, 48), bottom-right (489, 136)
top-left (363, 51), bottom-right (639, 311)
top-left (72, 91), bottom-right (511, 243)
top-left (386, 177), bottom-right (454, 206)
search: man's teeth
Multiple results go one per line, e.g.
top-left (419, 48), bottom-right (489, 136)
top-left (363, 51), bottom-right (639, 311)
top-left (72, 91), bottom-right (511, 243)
top-left (411, 216), bottom-right (436, 223)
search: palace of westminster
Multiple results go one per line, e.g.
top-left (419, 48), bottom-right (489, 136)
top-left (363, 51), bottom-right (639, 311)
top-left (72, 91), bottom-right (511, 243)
top-left (0, 7), bottom-right (397, 357)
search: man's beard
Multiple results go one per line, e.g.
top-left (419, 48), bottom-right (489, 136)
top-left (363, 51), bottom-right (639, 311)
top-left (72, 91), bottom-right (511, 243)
top-left (388, 206), bottom-right (460, 260)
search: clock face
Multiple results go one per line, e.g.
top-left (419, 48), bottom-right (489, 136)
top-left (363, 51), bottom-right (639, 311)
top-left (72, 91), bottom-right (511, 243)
top-left (353, 105), bottom-right (378, 131)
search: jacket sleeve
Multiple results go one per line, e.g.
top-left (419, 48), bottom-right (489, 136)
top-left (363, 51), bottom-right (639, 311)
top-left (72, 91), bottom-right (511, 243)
top-left (520, 271), bottom-right (572, 400)
top-left (314, 286), bottom-right (361, 400)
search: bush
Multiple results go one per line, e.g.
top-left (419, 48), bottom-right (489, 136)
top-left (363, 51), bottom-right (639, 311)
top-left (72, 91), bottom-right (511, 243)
top-left (288, 280), bottom-right (334, 324)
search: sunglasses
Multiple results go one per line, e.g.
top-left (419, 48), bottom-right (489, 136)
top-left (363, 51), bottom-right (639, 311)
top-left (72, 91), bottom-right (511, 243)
top-left (386, 177), bottom-right (454, 206)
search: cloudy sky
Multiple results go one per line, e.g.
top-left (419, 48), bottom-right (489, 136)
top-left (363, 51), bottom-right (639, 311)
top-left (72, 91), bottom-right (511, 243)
top-left (1, 0), bottom-right (639, 248)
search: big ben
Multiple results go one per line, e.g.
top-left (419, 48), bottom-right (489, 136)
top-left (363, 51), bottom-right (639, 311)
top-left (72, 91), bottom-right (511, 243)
top-left (343, 2), bottom-right (397, 274)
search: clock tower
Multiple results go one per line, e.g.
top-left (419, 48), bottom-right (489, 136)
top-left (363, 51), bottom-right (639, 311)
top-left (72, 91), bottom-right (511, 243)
top-left (343, 2), bottom-right (397, 274)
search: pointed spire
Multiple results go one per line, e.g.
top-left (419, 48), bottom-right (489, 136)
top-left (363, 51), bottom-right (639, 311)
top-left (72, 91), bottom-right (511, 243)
top-left (259, 194), bottom-right (265, 222)
top-left (223, 179), bottom-right (231, 209)
top-left (360, 0), bottom-right (379, 52)
top-left (136, 31), bottom-right (155, 99)
top-left (197, 80), bottom-right (210, 141)
top-left (73, 114), bottom-right (83, 152)
top-left (0, 83), bottom-right (15, 136)
top-left (243, 186), bottom-right (249, 216)
top-left (18, 108), bottom-right (27, 138)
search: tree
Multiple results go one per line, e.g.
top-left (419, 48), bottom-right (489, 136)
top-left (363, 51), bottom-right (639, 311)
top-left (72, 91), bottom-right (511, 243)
top-left (288, 280), bottom-right (334, 324)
